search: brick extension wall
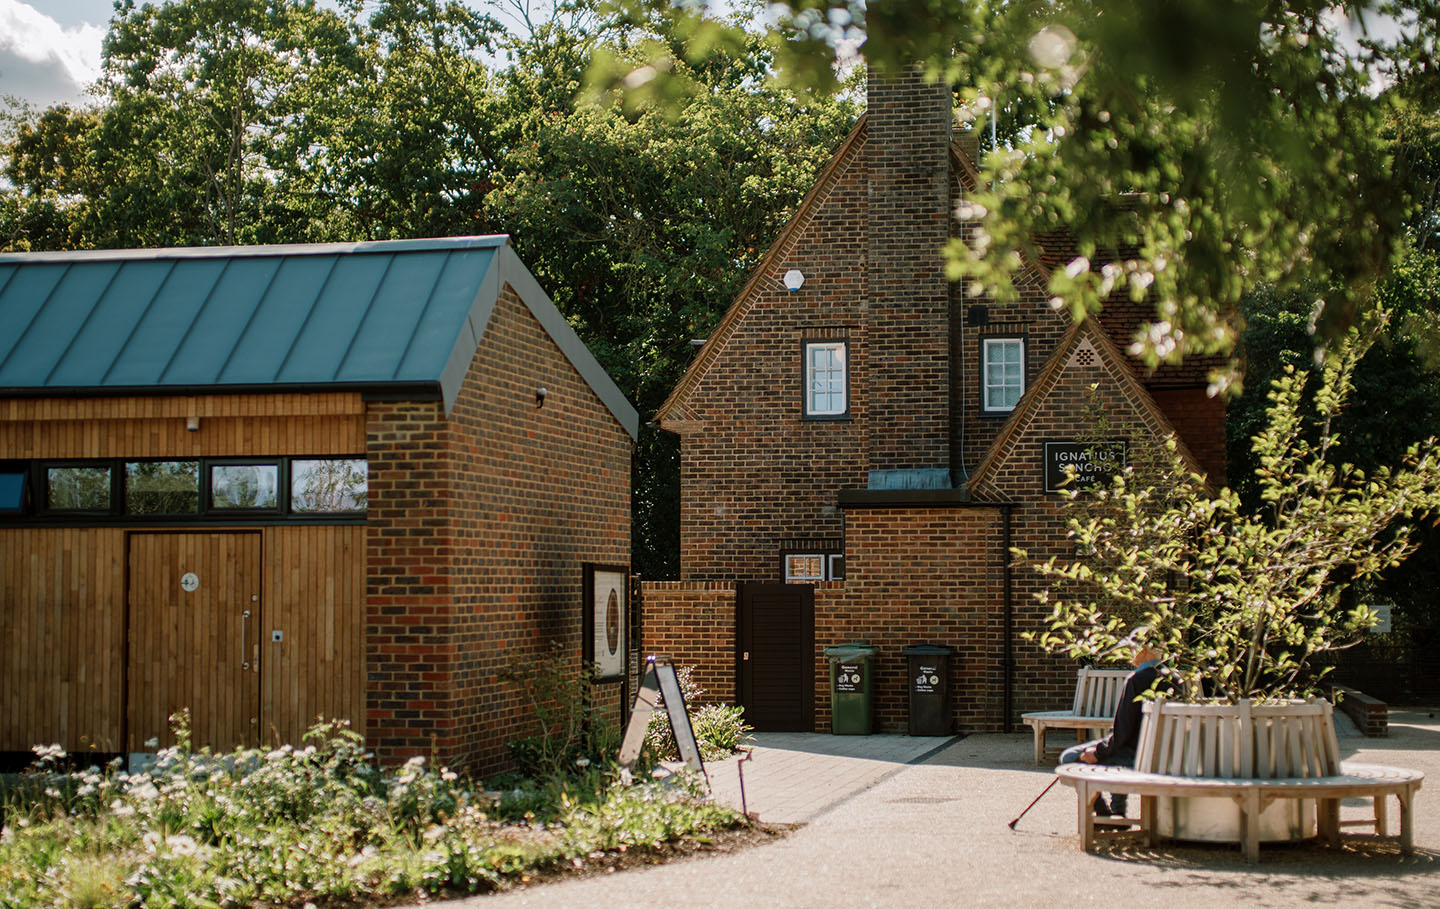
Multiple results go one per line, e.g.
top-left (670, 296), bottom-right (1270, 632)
top-left (367, 286), bottom-right (631, 774)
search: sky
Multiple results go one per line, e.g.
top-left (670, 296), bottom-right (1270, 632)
top-left (0, 0), bottom-right (111, 108)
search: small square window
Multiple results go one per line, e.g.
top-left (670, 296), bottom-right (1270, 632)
top-left (211, 463), bottom-right (280, 510)
top-left (125, 461), bottom-right (199, 515)
top-left (828, 553), bottom-right (846, 580)
top-left (0, 468), bottom-right (28, 515)
top-left (983, 338), bottom-right (1025, 412)
top-left (785, 554), bottom-right (825, 582)
top-left (804, 340), bottom-right (848, 417)
top-left (47, 465), bottom-right (112, 511)
top-left (291, 458), bottom-right (367, 514)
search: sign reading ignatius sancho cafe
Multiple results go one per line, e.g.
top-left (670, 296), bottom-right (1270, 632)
top-left (1043, 440), bottom-right (1128, 493)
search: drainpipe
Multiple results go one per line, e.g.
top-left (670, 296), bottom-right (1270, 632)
top-left (1002, 504), bottom-right (1014, 732)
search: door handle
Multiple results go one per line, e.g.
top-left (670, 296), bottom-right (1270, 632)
top-left (241, 609), bottom-right (251, 670)
top-left (743, 651), bottom-right (750, 661)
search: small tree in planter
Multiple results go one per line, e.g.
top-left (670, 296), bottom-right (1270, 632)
top-left (1025, 323), bottom-right (1440, 704)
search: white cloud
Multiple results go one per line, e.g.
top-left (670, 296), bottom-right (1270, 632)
top-left (0, 0), bottom-right (104, 106)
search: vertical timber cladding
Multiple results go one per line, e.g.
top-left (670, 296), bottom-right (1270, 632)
top-left (0, 528), bottom-right (126, 753)
top-left (0, 393), bottom-right (367, 754)
top-left (127, 532), bottom-right (262, 751)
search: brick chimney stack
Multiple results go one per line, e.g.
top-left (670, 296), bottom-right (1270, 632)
top-left (865, 63), bottom-right (954, 489)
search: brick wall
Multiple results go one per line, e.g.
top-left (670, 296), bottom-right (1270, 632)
top-left (367, 286), bottom-right (631, 774)
top-left (866, 65), bottom-right (952, 475)
top-left (815, 508), bottom-right (1008, 733)
top-left (678, 133), bottom-right (871, 581)
top-left (639, 582), bottom-right (737, 704)
top-left (1151, 386), bottom-right (1228, 485)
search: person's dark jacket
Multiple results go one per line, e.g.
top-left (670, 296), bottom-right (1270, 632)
top-left (1092, 662), bottom-right (1162, 767)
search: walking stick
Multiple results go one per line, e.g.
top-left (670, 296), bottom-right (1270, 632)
top-left (1008, 776), bottom-right (1059, 829)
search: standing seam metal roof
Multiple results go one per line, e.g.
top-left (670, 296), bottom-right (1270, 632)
top-left (0, 236), bottom-right (638, 439)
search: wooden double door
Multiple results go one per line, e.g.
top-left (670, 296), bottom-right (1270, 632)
top-left (126, 532), bottom-right (261, 752)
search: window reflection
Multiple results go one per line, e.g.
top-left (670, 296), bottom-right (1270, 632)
top-left (125, 461), bottom-right (199, 514)
top-left (290, 459), bottom-right (367, 513)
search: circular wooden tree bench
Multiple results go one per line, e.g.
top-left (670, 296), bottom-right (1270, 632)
top-left (1056, 761), bottom-right (1423, 863)
top-left (1053, 698), bottom-right (1423, 863)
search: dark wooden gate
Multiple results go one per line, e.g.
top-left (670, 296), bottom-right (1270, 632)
top-left (737, 583), bottom-right (813, 731)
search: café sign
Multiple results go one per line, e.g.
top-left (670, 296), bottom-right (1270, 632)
top-left (1044, 440), bottom-right (1127, 493)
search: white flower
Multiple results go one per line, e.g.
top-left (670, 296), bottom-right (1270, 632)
top-left (575, 757), bottom-right (591, 769)
top-left (166, 834), bottom-right (199, 856)
top-left (422, 825), bottom-right (444, 841)
top-left (441, 769), bottom-right (458, 781)
top-left (144, 738), bottom-right (159, 749)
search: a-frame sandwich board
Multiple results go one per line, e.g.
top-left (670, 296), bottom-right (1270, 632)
top-left (618, 656), bottom-right (706, 784)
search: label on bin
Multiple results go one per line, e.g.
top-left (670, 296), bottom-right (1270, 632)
top-left (914, 663), bottom-right (940, 693)
top-left (835, 662), bottom-right (865, 693)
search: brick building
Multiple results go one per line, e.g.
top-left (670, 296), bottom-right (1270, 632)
top-left (0, 236), bottom-right (637, 773)
top-left (643, 70), bottom-right (1224, 735)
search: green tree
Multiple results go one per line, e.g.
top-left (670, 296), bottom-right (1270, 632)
top-left (488, 3), bottom-right (857, 576)
top-left (1026, 323), bottom-right (1440, 701)
top-left (597, 0), bottom-right (1440, 385)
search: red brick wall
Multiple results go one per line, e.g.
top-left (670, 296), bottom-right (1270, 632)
top-left (866, 66), bottom-right (952, 474)
top-left (639, 582), bottom-right (737, 705)
top-left (1151, 386), bottom-right (1228, 485)
top-left (677, 135), bottom-right (871, 581)
top-left (366, 286), bottom-right (631, 774)
top-left (815, 509), bottom-right (1008, 733)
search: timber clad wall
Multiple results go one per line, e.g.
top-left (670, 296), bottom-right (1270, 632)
top-left (0, 394), bottom-right (366, 755)
top-left (367, 286), bottom-right (631, 773)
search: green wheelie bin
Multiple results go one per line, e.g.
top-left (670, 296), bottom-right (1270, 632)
top-left (824, 643), bottom-right (877, 734)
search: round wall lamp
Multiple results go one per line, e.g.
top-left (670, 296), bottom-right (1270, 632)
top-left (782, 268), bottom-right (805, 292)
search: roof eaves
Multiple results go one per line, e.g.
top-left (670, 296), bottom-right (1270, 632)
top-left (655, 114), bottom-right (869, 424)
top-left (494, 244), bottom-right (640, 440)
top-left (0, 234), bottom-right (510, 265)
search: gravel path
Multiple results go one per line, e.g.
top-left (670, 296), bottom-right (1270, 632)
top-left (440, 708), bottom-right (1440, 908)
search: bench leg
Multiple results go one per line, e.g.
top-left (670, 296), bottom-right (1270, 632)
top-left (1399, 788), bottom-right (1414, 853)
top-left (1078, 782), bottom-right (1097, 852)
top-left (1318, 797), bottom-right (1340, 848)
top-left (1374, 790), bottom-right (1389, 837)
top-left (1141, 795), bottom-right (1158, 847)
top-left (1241, 789), bottom-right (1261, 864)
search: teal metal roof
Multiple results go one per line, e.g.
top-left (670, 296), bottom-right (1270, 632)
top-left (0, 237), bottom-right (638, 439)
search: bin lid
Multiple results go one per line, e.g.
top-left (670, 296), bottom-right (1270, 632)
top-left (824, 642), bottom-right (877, 659)
top-left (902, 643), bottom-right (955, 656)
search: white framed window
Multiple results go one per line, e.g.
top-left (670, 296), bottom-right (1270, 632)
top-left (982, 338), bottom-right (1025, 413)
top-left (784, 552), bottom-right (846, 582)
top-left (785, 554), bottom-right (825, 582)
top-left (804, 340), bottom-right (848, 417)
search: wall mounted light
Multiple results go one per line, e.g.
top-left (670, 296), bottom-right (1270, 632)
top-left (186, 416), bottom-right (200, 432)
top-left (535, 387), bottom-right (548, 408)
top-left (782, 268), bottom-right (805, 292)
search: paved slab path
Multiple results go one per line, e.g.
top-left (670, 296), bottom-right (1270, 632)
top-left (439, 710), bottom-right (1440, 908)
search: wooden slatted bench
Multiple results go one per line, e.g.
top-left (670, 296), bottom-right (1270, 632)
top-left (1054, 698), bottom-right (1424, 863)
top-left (1021, 667), bottom-right (1132, 764)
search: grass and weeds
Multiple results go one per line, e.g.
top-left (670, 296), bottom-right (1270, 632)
top-left (0, 711), bottom-right (751, 907)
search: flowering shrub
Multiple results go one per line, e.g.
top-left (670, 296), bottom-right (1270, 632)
top-left (643, 666), bottom-right (754, 763)
top-left (0, 713), bottom-right (745, 907)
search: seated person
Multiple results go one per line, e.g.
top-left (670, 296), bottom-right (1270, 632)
top-left (1059, 636), bottom-right (1165, 817)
